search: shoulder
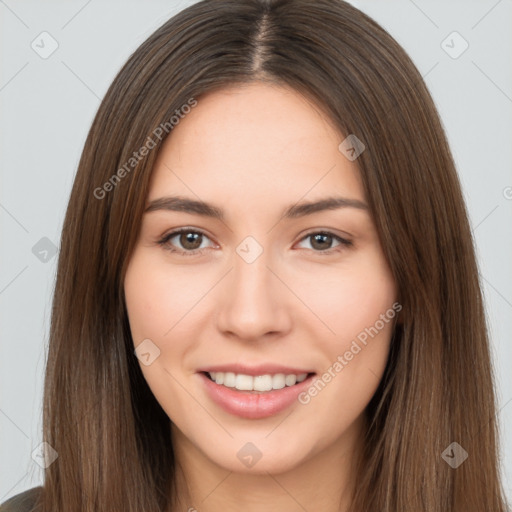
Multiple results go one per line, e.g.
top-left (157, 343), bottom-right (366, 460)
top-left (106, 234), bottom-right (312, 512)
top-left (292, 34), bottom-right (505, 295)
top-left (0, 487), bottom-right (43, 512)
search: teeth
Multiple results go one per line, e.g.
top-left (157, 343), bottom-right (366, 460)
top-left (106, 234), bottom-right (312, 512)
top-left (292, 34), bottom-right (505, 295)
top-left (254, 374), bottom-right (273, 391)
top-left (235, 374), bottom-right (253, 391)
top-left (285, 374), bottom-right (297, 386)
top-left (223, 372), bottom-right (236, 387)
top-left (208, 371), bottom-right (309, 391)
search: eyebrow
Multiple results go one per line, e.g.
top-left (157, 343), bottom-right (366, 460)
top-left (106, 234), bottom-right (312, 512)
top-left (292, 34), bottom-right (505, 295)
top-left (144, 195), bottom-right (369, 220)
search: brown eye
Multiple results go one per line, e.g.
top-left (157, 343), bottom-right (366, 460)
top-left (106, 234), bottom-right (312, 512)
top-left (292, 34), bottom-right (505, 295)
top-left (297, 231), bottom-right (352, 254)
top-left (310, 233), bottom-right (334, 250)
top-left (157, 229), bottom-right (213, 256)
top-left (177, 231), bottom-right (203, 250)
top-left (157, 228), bottom-right (352, 257)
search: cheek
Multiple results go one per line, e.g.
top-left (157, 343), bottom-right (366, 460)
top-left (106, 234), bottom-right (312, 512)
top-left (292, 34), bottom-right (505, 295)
top-left (124, 251), bottom-right (202, 343)
top-left (294, 253), bottom-right (397, 422)
top-left (295, 250), bottom-right (397, 346)
top-left (124, 251), bottom-right (214, 408)
top-left (124, 252), bottom-right (200, 414)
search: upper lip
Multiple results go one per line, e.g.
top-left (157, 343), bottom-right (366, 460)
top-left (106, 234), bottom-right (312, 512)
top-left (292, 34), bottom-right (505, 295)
top-left (197, 363), bottom-right (315, 376)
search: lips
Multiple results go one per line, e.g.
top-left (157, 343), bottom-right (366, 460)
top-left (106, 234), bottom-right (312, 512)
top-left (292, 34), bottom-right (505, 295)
top-left (196, 363), bottom-right (313, 376)
top-left (196, 364), bottom-right (316, 419)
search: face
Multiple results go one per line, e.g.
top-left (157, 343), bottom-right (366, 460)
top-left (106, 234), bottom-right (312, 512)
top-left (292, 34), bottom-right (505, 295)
top-left (124, 82), bottom-right (398, 475)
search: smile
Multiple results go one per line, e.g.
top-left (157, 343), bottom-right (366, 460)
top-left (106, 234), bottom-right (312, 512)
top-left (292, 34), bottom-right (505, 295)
top-left (198, 370), bottom-right (316, 419)
top-left (206, 371), bottom-right (309, 392)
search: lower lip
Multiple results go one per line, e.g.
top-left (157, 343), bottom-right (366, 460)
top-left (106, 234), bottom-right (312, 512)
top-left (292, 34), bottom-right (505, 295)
top-left (198, 372), bottom-right (315, 419)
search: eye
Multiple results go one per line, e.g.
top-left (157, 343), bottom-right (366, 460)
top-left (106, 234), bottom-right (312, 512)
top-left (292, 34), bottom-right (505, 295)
top-left (157, 228), bottom-right (215, 256)
top-left (157, 228), bottom-right (352, 256)
top-left (295, 231), bottom-right (353, 254)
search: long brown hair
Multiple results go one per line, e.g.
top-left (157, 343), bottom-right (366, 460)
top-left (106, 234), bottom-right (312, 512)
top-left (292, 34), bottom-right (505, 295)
top-left (37, 0), bottom-right (509, 510)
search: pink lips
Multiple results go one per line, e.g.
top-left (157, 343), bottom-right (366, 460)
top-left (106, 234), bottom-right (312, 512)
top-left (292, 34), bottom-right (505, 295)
top-left (197, 363), bottom-right (313, 376)
top-left (197, 366), bottom-right (315, 419)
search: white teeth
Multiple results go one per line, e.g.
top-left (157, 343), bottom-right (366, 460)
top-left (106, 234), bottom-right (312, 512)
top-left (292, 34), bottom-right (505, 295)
top-left (253, 374), bottom-right (273, 391)
top-left (285, 374), bottom-right (297, 386)
top-left (272, 373), bottom-right (286, 389)
top-left (207, 371), bottom-right (310, 392)
top-left (235, 374), bottom-right (253, 391)
top-left (223, 372), bottom-right (236, 387)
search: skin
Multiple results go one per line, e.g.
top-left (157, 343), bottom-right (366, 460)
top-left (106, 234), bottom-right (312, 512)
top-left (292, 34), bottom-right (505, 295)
top-left (124, 82), bottom-right (398, 512)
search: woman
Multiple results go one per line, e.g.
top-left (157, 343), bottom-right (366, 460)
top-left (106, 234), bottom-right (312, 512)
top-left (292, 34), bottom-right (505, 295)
top-left (1, 0), bottom-right (509, 511)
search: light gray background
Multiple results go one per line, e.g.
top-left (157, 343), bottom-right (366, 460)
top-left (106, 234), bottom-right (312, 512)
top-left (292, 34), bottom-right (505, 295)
top-left (1, 0), bottom-right (511, 503)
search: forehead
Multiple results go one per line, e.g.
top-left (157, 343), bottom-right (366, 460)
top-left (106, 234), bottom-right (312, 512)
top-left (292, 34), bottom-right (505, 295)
top-left (147, 82), bottom-right (365, 213)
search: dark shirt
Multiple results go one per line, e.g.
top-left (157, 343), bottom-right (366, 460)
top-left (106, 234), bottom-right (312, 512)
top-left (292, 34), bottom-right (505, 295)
top-left (0, 487), bottom-right (42, 512)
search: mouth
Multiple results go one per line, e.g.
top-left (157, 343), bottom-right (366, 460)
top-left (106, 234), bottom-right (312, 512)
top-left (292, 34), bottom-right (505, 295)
top-left (198, 369), bottom-right (317, 419)
top-left (202, 371), bottom-right (315, 394)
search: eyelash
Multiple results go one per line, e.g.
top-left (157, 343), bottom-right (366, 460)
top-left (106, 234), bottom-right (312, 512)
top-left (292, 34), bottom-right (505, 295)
top-left (157, 228), bottom-right (353, 257)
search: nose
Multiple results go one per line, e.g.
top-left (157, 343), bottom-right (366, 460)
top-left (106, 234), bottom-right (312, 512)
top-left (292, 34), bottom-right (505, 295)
top-left (215, 245), bottom-right (293, 342)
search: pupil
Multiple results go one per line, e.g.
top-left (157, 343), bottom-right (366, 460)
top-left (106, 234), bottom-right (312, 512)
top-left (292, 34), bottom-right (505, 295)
top-left (178, 232), bottom-right (332, 252)
top-left (182, 232), bottom-right (201, 250)
top-left (312, 233), bottom-right (331, 250)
